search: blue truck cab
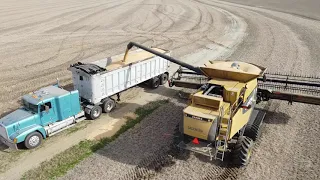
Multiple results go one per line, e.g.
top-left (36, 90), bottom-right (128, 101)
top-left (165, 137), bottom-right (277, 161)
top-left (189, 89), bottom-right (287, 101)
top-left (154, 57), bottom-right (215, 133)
top-left (0, 85), bottom-right (84, 149)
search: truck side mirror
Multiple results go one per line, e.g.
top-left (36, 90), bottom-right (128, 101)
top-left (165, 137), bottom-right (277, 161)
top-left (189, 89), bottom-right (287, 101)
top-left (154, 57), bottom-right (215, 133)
top-left (45, 105), bottom-right (50, 113)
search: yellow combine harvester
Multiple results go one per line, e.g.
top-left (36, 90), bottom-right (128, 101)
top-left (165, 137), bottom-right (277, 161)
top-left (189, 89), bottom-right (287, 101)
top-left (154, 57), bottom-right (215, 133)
top-left (124, 42), bottom-right (320, 166)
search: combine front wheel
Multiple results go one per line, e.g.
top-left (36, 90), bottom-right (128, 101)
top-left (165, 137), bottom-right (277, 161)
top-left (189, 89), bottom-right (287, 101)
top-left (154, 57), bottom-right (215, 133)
top-left (244, 112), bottom-right (264, 141)
top-left (232, 136), bottom-right (254, 167)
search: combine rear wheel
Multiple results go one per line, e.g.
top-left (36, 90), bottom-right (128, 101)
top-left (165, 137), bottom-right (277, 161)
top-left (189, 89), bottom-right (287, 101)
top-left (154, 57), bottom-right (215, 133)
top-left (232, 136), bottom-right (254, 167)
top-left (173, 125), bottom-right (183, 149)
top-left (172, 124), bottom-right (187, 153)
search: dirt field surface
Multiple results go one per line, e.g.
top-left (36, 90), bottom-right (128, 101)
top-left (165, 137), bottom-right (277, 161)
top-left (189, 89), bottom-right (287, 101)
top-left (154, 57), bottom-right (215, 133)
top-left (0, 0), bottom-right (320, 179)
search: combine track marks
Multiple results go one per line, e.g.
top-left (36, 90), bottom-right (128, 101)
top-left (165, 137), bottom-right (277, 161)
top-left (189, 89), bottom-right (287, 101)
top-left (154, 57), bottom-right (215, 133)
top-left (202, 166), bottom-right (243, 180)
top-left (120, 148), bottom-right (175, 180)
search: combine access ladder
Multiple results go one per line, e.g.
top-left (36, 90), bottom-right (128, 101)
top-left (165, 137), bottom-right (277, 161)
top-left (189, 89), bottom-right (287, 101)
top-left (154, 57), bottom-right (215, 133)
top-left (214, 107), bottom-right (231, 161)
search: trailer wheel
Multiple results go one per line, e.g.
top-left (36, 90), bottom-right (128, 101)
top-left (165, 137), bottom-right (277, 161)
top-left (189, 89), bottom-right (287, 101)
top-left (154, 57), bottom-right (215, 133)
top-left (149, 77), bottom-right (160, 89)
top-left (160, 73), bottom-right (169, 85)
top-left (232, 136), bottom-right (254, 167)
top-left (24, 132), bottom-right (43, 149)
top-left (102, 98), bottom-right (115, 113)
top-left (89, 106), bottom-right (102, 120)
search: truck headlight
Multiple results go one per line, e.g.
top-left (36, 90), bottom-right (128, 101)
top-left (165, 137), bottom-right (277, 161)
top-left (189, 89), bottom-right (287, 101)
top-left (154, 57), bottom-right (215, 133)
top-left (13, 138), bottom-right (17, 144)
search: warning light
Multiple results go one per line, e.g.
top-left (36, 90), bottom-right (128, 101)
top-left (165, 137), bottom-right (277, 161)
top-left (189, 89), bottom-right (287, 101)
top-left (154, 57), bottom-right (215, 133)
top-left (241, 105), bottom-right (251, 109)
top-left (192, 138), bottom-right (199, 144)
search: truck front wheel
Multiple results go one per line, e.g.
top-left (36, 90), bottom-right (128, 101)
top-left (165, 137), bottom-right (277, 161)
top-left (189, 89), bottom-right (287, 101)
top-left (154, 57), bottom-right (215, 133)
top-left (24, 132), bottom-right (43, 149)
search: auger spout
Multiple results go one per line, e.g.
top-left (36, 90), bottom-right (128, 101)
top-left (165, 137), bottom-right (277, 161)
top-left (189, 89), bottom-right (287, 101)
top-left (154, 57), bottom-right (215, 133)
top-left (123, 42), bottom-right (204, 75)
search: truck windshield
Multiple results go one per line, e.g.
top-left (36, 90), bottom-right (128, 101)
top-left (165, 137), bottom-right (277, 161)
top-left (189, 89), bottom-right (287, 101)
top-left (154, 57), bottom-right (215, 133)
top-left (23, 100), bottom-right (38, 113)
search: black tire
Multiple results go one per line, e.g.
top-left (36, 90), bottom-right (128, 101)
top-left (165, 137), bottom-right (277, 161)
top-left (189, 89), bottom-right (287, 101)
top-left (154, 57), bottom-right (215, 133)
top-left (24, 132), bottom-right (43, 149)
top-left (160, 73), bottom-right (169, 85)
top-left (244, 114), bottom-right (264, 141)
top-left (88, 105), bottom-right (102, 120)
top-left (173, 125), bottom-right (182, 146)
top-left (172, 124), bottom-right (184, 153)
top-left (102, 98), bottom-right (115, 113)
top-left (149, 77), bottom-right (160, 89)
top-left (232, 136), bottom-right (254, 167)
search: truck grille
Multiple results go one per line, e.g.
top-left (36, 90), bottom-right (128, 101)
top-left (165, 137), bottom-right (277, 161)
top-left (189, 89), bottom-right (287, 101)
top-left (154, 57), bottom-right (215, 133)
top-left (0, 124), bottom-right (8, 139)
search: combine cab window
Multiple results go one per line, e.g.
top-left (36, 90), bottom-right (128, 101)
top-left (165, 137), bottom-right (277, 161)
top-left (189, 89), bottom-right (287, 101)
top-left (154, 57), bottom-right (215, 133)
top-left (203, 84), bottom-right (223, 97)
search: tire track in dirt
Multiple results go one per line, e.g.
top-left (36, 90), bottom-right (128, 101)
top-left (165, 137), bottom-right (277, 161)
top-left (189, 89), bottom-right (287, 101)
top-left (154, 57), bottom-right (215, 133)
top-left (0, 2), bottom-right (100, 24)
top-left (0, 1), bottom-right (114, 35)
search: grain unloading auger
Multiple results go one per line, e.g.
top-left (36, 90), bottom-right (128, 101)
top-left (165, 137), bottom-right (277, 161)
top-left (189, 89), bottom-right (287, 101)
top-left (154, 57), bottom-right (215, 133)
top-left (124, 42), bottom-right (320, 166)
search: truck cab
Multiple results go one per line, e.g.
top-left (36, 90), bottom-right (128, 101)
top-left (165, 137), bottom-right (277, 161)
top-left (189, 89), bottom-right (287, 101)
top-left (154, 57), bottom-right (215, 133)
top-left (0, 85), bottom-right (83, 149)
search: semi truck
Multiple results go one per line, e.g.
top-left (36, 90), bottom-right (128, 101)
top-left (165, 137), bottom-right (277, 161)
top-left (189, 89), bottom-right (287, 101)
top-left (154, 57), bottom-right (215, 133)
top-left (0, 47), bottom-right (170, 149)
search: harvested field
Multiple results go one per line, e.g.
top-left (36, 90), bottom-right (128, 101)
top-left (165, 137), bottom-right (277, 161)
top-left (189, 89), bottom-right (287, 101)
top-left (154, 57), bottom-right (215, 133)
top-left (0, 0), bottom-right (320, 179)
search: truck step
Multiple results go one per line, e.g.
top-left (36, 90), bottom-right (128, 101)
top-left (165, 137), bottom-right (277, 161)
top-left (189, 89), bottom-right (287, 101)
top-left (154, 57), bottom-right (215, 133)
top-left (48, 123), bottom-right (76, 136)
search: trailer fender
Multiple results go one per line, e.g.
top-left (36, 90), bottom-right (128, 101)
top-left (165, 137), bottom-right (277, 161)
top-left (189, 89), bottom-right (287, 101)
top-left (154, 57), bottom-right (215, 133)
top-left (10, 125), bottom-right (46, 144)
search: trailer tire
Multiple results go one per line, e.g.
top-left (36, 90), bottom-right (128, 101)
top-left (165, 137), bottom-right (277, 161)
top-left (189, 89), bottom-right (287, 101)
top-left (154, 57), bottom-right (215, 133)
top-left (149, 77), bottom-right (160, 89)
top-left (102, 98), bottom-right (115, 113)
top-left (88, 106), bottom-right (102, 120)
top-left (232, 136), bottom-right (254, 167)
top-left (24, 132), bottom-right (43, 149)
top-left (160, 73), bottom-right (169, 85)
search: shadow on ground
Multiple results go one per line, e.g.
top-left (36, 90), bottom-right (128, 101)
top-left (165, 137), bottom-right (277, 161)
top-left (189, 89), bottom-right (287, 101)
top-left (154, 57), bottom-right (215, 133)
top-left (81, 90), bottom-right (188, 176)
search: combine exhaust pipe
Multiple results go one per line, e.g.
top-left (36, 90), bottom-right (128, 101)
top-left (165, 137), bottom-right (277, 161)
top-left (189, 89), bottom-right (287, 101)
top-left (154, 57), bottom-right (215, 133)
top-left (124, 42), bottom-right (204, 75)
